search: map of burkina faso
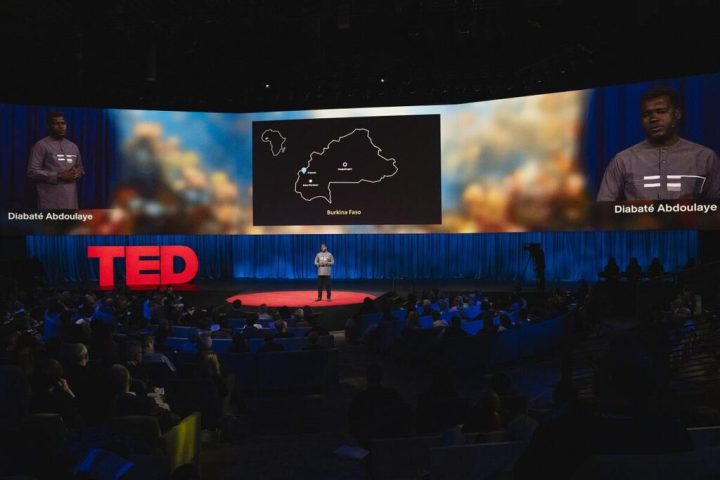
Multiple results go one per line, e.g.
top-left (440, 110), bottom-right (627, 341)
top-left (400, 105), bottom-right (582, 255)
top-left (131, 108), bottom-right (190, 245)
top-left (294, 128), bottom-right (398, 204)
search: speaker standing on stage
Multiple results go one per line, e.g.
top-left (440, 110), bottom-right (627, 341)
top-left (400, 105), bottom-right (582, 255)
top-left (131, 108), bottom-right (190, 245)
top-left (315, 243), bottom-right (334, 301)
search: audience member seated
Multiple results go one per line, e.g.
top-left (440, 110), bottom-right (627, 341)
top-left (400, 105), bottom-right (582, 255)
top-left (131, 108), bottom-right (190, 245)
top-left (258, 304), bottom-right (273, 321)
top-left (402, 311), bottom-right (421, 336)
top-left (490, 372), bottom-right (536, 438)
top-left (477, 313), bottom-right (497, 336)
top-left (180, 305), bottom-right (201, 326)
top-left (306, 316), bottom-right (329, 337)
top-left (257, 333), bottom-right (284, 353)
top-left (278, 306), bottom-right (293, 321)
top-left (600, 256), bottom-right (621, 282)
top-left (347, 364), bottom-right (411, 448)
top-left (63, 343), bottom-right (93, 400)
top-left (302, 331), bottom-right (326, 350)
top-left (93, 296), bottom-right (118, 325)
top-left (497, 313), bottom-right (515, 333)
top-left (625, 257), bottom-right (642, 282)
top-left (88, 319), bottom-right (119, 367)
top-left (449, 295), bottom-right (465, 316)
top-left (162, 285), bottom-right (180, 307)
top-left (228, 332), bottom-right (249, 353)
top-left (358, 297), bottom-right (377, 315)
top-left (228, 299), bottom-right (246, 320)
top-left (647, 257), bottom-right (665, 278)
top-left (195, 351), bottom-right (232, 430)
top-left (361, 308), bottom-right (394, 352)
top-left (109, 364), bottom-right (180, 433)
top-left (32, 358), bottom-right (81, 427)
top-left (123, 340), bottom-right (149, 394)
top-left (142, 334), bottom-right (176, 374)
top-left (12, 330), bottom-right (36, 379)
top-left (420, 299), bottom-right (434, 317)
top-left (416, 368), bottom-right (467, 434)
top-left (153, 317), bottom-right (172, 348)
top-left (242, 313), bottom-right (264, 338)
top-left (196, 332), bottom-right (213, 354)
top-left (274, 319), bottom-right (294, 338)
top-left (302, 305), bottom-right (315, 321)
top-left (462, 390), bottom-right (503, 434)
top-left (431, 310), bottom-right (448, 328)
top-left (515, 334), bottom-right (694, 480)
top-left (442, 316), bottom-right (469, 340)
top-left (290, 308), bottom-right (309, 327)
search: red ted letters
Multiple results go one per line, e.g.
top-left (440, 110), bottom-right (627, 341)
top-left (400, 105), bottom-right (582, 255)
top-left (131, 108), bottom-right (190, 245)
top-left (87, 245), bottom-right (199, 288)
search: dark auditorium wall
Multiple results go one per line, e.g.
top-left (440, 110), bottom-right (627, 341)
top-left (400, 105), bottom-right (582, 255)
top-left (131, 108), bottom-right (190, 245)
top-left (698, 231), bottom-right (720, 265)
top-left (27, 231), bottom-right (696, 284)
top-left (0, 236), bottom-right (26, 260)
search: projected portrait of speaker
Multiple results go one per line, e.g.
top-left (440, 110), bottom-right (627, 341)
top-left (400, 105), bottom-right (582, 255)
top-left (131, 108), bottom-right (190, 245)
top-left (27, 111), bottom-right (85, 209)
top-left (596, 87), bottom-right (720, 201)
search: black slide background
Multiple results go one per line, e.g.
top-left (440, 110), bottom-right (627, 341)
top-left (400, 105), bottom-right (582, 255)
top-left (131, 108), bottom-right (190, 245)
top-left (253, 114), bottom-right (441, 226)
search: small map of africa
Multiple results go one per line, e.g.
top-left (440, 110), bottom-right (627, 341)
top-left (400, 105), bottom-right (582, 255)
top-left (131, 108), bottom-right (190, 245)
top-left (261, 129), bottom-right (286, 156)
top-left (293, 128), bottom-right (398, 204)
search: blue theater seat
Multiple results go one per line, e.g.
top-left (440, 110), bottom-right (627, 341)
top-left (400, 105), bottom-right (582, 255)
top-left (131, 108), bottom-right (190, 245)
top-left (171, 326), bottom-right (198, 339)
top-left (418, 315), bottom-right (434, 329)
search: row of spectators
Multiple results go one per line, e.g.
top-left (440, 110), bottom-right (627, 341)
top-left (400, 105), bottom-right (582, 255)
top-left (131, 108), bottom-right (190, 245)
top-left (348, 365), bottom-right (539, 449)
top-left (599, 256), bottom-right (702, 282)
top-left (348, 287), bottom-right (575, 355)
top-left (0, 285), bottom-right (299, 478)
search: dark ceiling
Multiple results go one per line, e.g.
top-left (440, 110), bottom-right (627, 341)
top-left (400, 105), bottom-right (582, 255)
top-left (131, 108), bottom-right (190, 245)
top-left (1, 0), bottom-right (719, 112)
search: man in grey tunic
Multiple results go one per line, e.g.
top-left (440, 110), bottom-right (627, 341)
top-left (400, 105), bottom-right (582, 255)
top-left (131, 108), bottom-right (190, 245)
top-left (597, 88), bottom-right (720, 201)
top-left (315, 243), bottom-right (334, 301)
top-left (27, 111), bottom-right (84, 209)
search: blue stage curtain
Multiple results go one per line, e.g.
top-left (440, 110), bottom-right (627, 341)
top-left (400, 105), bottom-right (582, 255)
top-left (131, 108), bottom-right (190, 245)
top-left (580, 74), bottom-right (720, 198)
top-left (0, 104), bottom-right (119, 210)
top-left (27, 231), bottom-right (697, 284)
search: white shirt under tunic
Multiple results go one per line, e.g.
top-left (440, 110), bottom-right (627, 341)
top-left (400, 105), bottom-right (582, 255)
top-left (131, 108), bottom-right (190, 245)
top-left (597, 138), bottom-right (720, 201)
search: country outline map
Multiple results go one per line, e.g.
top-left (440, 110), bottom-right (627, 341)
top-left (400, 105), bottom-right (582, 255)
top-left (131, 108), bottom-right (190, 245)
top-left (262, 127), bottom-right (399, 205)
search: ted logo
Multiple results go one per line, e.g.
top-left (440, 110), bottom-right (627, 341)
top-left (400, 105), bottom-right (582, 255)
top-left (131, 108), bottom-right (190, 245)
top-left (88, 245), bottom-right (198, 288)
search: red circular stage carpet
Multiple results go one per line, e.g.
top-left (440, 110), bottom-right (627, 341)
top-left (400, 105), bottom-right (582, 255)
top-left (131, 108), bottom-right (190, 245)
top-left (225, 290), bottom-right (376, 307)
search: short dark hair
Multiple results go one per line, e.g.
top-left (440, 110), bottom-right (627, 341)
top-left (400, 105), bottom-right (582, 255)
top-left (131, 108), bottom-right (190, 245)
top-left (640, 87), bottom-right (681, 110)
top-left (46, 111), bottom-right (65, 124)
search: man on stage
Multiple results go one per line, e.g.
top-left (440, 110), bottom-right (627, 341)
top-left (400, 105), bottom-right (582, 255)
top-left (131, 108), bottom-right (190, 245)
top-left (315, 243), bottom-right (334, 301)
top-left (27, 111), bottom-right (85, 209)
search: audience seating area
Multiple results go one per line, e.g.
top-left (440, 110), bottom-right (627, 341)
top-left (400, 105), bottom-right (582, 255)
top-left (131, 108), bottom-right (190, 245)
top-left (570, 446), bottom-right (720, 480)
top-left (105, 411), bottom-right (201, 478)
top-left (441, 314), bottom-right (569, 369)
top-left (367, 426), bottom-right (720, 480)
top-left (369, 433), bottom-right (478, 480)
top-left (2, 409), bottom-right (200, 480)
top-left (163, 331), bottom-right (332, 354)
top-left (429, 441), bottom-right (528, 480)
top-left (1, 268), bottom-right (718, 479)
top-left (169, 348), bottom-right (340, 392)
